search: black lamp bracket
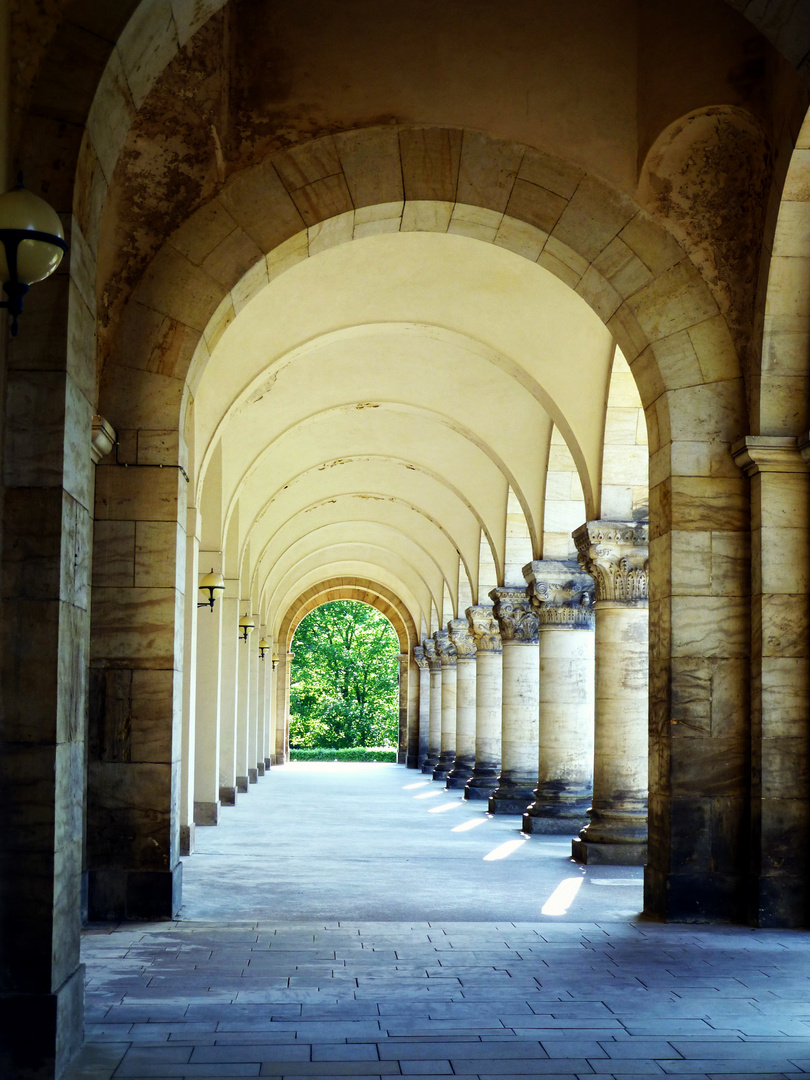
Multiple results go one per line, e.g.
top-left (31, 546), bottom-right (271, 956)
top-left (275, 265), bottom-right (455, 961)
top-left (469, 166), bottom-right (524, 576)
top-left (0, 228), bottom-right (68, 336)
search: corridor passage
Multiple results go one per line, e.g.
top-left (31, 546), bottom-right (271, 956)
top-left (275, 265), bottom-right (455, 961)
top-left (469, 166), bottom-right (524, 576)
top-left (69, 765), bottom-right (810, 1079)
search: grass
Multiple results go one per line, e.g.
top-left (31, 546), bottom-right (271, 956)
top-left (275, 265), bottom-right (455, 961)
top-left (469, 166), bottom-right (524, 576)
top-left (289, 747), bottom-right (397, 762)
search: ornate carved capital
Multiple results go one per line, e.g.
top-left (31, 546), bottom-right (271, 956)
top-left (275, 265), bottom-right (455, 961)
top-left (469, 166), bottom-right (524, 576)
top-left (733, 435), bottom-right (806, 475)
top-left (573, 520), bottom-right (649, 603)
top-left (488, 587), bottom-right (539, 644)
top-left (465, 605), bottom-right (502, 653)
top-left (448, 618), bottom-right (476, 659)
top-left (523, 559), bottom-right (595, 629)
top-left (434, 629), bottom-right (457, 667)
top-left (423, 638), bottom-right (441, 672)
top-left (413, 645), bottom-right (428, 670)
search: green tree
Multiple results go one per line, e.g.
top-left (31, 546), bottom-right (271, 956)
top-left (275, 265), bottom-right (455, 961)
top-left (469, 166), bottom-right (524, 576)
top-left (289, 601), bottom-right (400, 748)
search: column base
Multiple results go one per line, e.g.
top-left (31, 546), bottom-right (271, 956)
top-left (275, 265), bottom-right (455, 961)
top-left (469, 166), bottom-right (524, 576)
top-left (522, 813), bottom-right (587, 835)
top-left (264, 757), bottom-right (273, 770)
top-left (464, 764), bottom-right (500, 800)
top-left (421, 754), bottom-right (439, 774)
top-left (236, 775), bottom-right (249, 793)
top-left (432, 751), bottom-right (455, 782)
top-left (446, 757), bottom-right (474, 789)
top-left (180, 824), bottom-right (195, 855)
top-left (406, 752), bottom-right (420, 769)
top-left (572, 838), bottom-right (647, 865)
top-left (464, 784), bottom-right (494, 800)
top-left (248, 768), bottom-right (258, 784)
top-left (87, 863), bottom-right (182, 920)
top-left (219, 785), bottom-right (236, 805)
top-left (523, 795), bottom-right (591, 834)
top-left (0, 964), bottom-right (85, 1080)
top-left (488, 779), bottom-right (535, 815)
top-left (257, 761), bottom-right (265, 777)
top-left (193, 801), bottom-right (219, 826)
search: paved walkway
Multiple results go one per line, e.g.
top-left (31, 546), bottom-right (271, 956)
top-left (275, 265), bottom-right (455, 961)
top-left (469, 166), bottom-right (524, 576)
top-left (67, 763), bottom-right (810, 1080)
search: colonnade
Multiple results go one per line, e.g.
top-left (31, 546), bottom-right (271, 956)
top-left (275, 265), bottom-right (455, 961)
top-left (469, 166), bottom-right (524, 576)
top-left (413, 521), bottom-right (649, 863)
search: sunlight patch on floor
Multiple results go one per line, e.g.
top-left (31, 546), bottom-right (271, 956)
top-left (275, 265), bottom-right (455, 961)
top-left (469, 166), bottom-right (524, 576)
top-left (541, 876), bottom-right (584, 915)
top-left (451, 817), bottom-right (489, 832)
top-left (483, 837), bottom-right (528, 861)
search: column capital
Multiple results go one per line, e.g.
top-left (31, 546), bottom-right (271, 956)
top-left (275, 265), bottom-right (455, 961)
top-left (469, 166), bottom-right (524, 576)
top-left (573, 521), bottom-right (649, 603)
top-left (434, 628), bottom-right (457, 667)
top-left (413, 645), bottom-right (428, 670)
top-left (523, 559), bottom-right (595, 629)
top-left (732, 434), bottom-right (807, 475)
top-left (465, 605), bottom-right (502, 652)
top-left (448, 618), bottom-right (476, 659)
top-left (423, 638), bottom-right (441, 672)
top-left (488, 587), bottom-right (539, 644)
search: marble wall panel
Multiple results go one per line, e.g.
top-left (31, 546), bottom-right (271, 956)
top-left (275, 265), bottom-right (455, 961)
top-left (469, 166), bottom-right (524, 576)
top-left (86, 46), bottom-right (136, 182)
top-left (95, 463), bottom-right (184, 522)
top-left (100, 363), bottom-right (184, 429)
top-left (669, 736), bottom-right (747, 797)
top-left (130, 668), bottom-right (179, 763)
top-left (757, 593), bottom-right (810, 657)
top-left (90, 586), bottom-right (182, 665)
top-left (92, 520), bottom-right (135, 588)
top-left (67, 281), bottom-right (98, 406)
top-left (671, 595), bottom-right (749, 658)
top-left (0, 598), bottom-right (61, 742)
top-left (86, 761), bottom-right (174, 870)
top-left (135, 521), bottom-right (185, 588)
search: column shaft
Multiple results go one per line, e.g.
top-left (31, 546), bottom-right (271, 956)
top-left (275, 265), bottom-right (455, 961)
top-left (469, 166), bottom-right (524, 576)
top-left (422, 639), bottom-right (442, 772)
top-left (447, 618), bottom-right (477, 788)
top-left (406, 657), bottom-right (420, 768)
top-left (432, 629), bottom-right (457, 781)
top-left (413, 647), bottom-right (431, 768)
top-left (464, 606), bottom-right (502, 799)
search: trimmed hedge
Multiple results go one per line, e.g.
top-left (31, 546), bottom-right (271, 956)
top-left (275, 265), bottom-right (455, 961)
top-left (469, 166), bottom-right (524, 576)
top-left (289, 747), bottom-right (397, 762)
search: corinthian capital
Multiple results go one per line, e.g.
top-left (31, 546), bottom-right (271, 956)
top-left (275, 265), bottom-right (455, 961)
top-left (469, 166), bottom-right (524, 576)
top-left (434, 629), bottom-right (457, 667)
top-left (523, 559), bottom-right (595, 629)
top-left (488, 587), bottom-right (539, 644)
top-left (448, 618), bottom-right (476, 660)
top-left (573, 520), bottom-right (649, 603)
top-left (423, 638), bottom-right (441, 672)
top-left (413, 645), bottom-right (428, 670)
top-left (465, 606), bottom-right (502, 653)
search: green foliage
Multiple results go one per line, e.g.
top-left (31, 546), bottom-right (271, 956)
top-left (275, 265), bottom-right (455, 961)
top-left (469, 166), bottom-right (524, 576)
top-left (289, 601), bottom-right (400, 749)
top-left (289, 747), bottom-right (397, 762)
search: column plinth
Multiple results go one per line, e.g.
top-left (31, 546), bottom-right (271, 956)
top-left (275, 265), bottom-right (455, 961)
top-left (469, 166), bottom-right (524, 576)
top-left (488, 588), bottom-right (540, 814)
top-left (464, 606), bottom-right (502, 799)
top-left (446, 619), bottom-right (477, 788)
top-left (421, 639), bottom-right (442, 772)
top-left (571, 521), bottom-right (649, 865)
top-left (432, 630), bottom-right (458, 781)
top-left (522, 560), bottom-right (595, 834)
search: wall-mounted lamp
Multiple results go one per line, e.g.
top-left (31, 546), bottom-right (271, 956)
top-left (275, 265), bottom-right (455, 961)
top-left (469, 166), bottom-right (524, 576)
top-left (0, 175), bottom-right (68, 336)
top-left (271, 656), bottom-right (280, 670)
top-left (259, 637), bottom-right (270, 661)
top-left (197, 568), bottom-right (225, 611)
top-left (238, 614), bottom-right (255, 642)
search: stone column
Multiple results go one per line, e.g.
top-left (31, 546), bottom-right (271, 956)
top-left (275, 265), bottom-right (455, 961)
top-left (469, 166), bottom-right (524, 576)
top-left (522, 560), bottom-right (595, 834)
top-left (236, 617), bottom-right (251, 793)
top-left (406, 654), bottom-right (420, 768)
top-left (488, 589), bottom-right (540, 813)
top-left (421, 639), bottom-right (442, 773)
top-left (193, 562), bottom-right (223, 827)
top-left (432, 630), bottom-right (458, 781)
top-left (413, 646), bottom-right (431, 768)
top-left (217, 582), bottom-right (239, 804)
top-left (397, 653), bottom-right (409, 764)
top-left (274, 652), bottom-right (294, 764)
top-left (464, 606), bottom-right (503, 799)
top-left (247, 614), bottom-right (260, 783)
top-left (734, 436), bottom-right (810, 926)
top-left (447, 619), bottom-right (477, 789)
top-left (572, 521), bottom-right (649, 865)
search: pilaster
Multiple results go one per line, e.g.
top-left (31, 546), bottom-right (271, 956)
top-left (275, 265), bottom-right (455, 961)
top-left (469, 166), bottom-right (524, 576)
top-left (572, 521), bottom-right (648, 865)
top-left (217, 583), bottom-right (239, 804)
top-left (193, 551), bottom-right (223, 829)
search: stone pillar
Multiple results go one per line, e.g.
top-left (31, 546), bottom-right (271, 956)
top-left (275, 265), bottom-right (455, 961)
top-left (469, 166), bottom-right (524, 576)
top-left (464, 606), bottom-right (502, 799)
top-left (488, 589), bottom-right (540, 813)
top-left (263, 646), bottom-right (275, 768)
top-left (235, 617), bottom-right (251, 792)
top-left (247, 614), bottom-right (260, 783)
top-left (413, 646), bottom-right (431, 768)
top-left (421, 639), bottom-right (442, 773)
top-left (446, 619), bottom-right (477, 789)
top-left (217, 582), bottom-right (239, 804)
top-left (180, 514), bottom-right (200, 856)
top-left (193, 559), bottom-right (223, 827)
top-left (733, 437), bottom-right (810, 926)
top-left (522, 561), bottom-right (595, 833)
top-left (432, 630), bottom-right (458, 781)
top-left (572, 521), bottom-right (649, 865)
top-left (406, 654), bottom-right (420, 768)
top-left (397, 653), bottom-right (409, 764)
top-left (256, 627), bottom-right (267, 775)
top-left (274, 652), bottom-right (294, 764)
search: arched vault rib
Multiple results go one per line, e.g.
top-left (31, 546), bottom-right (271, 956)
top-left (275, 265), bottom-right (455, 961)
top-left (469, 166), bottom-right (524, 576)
top-left (251, 494), bottom-right (474, 609)
top-left (278, 578), bottom-right (419, 653)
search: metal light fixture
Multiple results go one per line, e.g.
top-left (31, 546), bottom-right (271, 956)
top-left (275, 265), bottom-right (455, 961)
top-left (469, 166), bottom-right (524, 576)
top-left (259, 637), bottom-right (270, 661)
top-left (197, 568), bottom-right (225, 611)
top-left (271, 656), bottom-right (280, 670)
top-left (0, 175), bottom-right (68, 336)
top-left (238, 614), bottom-right (255, 642)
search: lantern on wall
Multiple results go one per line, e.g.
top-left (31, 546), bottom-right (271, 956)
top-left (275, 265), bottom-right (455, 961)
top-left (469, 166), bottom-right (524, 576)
top-left (197, 568), bottom-right (225, 611)
top-left (238, 614), bottom-right (255, 642)
top-left (259, 637), bottom-right (270, 660)
top-left (0, 176), bottom-right (68, 336)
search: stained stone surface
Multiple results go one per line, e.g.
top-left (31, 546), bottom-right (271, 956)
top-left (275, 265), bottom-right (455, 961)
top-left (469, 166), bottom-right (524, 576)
top-left (67, 763), bottom-right (810, 1080)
